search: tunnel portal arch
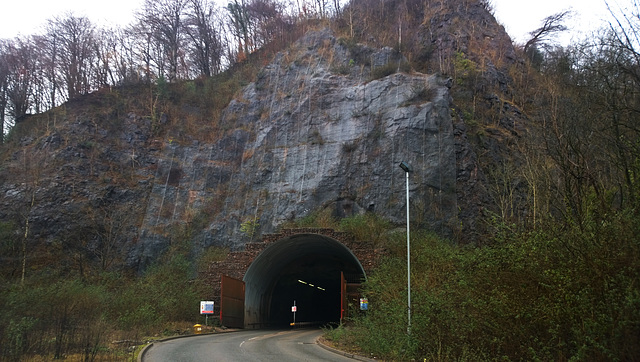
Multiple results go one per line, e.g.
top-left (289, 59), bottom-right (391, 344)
top-left (243, 233), bottom-right (366, 328)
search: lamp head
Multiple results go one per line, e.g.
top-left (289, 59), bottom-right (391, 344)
top-left (399, 161), bottom-right (413, 173)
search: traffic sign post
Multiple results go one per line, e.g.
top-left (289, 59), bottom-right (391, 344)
top-left (200, 301), bottom-right (214, 326)
top-left (291, 300), bottom-right (297, 325)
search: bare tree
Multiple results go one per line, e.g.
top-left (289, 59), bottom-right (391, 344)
top-left (227, 0), bottom-right (252, 59)
top-left (533, 8), bottom-right (640, 220)
top-left (48, 14), bottom-right (97, 100)
top-left (32, 33), bottom-right (61, 111)
top-left (137, 0), bottom-right (188, 82)
top-left (88, 205), bottom-right (135, 271)
top-left (129, 24), bottom-right (161, 82)
top-left (314, 0), bottom-right (328, 18)
top-left (185, 0), bottom-right (224, 77)
top-left (4, 37), bottom-right (36, 121)
top-left (332, 0), bottom-right (341, 17)
top-left (93, 28), bottom-right (120, 87)
top-left (116, 26), bottom-right (151, 84)
top-left (606, 0), bottom-right (640, 84)
top-left (0, 41), bottom-right (9, 143)
top-left (523, 10), bottom-right (572, 63)
top-left (247, 0), bottom-right (290, 50)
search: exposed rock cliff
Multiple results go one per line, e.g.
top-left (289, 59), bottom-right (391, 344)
top-left (0, 0), bottom-right (522, 272)
top-left (128, 28), bottom-right (466, 268)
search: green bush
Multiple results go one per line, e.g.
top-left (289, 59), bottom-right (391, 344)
top-left (341, 212), bottom-right (640, 361)
top-left (0, 278), bottom-right (109, 360)
top-left (322, 323), bottom-right (347, 342)
top-left (109, 254), bottom-right (198, 332)
top-left (3, 317), bottom-right (38, 361)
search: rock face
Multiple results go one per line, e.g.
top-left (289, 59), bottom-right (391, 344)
top-left (125, 28), bottom-right (463, 267)
top-left (2, 1), bottom-right (521, 271)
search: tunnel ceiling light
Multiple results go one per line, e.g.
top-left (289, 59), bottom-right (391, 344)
top-left (297, 279), bottom-right (326, 291)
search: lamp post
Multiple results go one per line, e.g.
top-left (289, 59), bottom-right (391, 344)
top-left (399, 161), bottom-right (412, 335)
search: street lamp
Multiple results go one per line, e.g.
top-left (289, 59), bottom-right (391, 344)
top-left (399, 161), bottom-right (412, 335)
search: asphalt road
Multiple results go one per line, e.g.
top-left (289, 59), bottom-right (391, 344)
top-left (142, 328), bottom-right (363, 362)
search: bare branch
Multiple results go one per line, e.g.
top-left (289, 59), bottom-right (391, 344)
top-left (524, 10), bottom-right (573, 54)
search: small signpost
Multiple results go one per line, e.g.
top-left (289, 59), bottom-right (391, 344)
top-left (200, 301), bottom-right (214, 326)
top-left (291, 300), bottom-right (297, 326)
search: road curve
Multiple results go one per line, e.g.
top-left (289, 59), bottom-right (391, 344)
top-left (142, 328), bottom-right (363, 362)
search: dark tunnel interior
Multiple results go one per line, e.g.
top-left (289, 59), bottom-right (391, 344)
top-left (243, 234), bottom-right (365, 328)
top-left (269, 255), bottom-right (346, 326)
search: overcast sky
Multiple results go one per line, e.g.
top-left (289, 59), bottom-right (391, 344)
top-left (0, 0), bottom-right (623, 46)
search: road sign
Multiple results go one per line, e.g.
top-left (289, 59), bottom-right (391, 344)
top-left (200, 301), bottom-right (215, 314)
top-left (360, 298), bottom-right (368, 310)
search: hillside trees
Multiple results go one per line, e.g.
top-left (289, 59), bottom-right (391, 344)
top-left (0, 42), bottom-right (8, 144)
top-left (48, 15), bottom-right (98, 100)
top-left (136, 0), bottom-right (188, 82)
top-left (517, 4), bottom-right (640, 226)
top-left (93, 28), bottom-right (123, 87)
top-left (32, 31), bottom-right (61, 110)
top-left (0, 0), bottom-right (321, 139)
top-left (3, 37), bottom-right (36, 122)
top-left (0, 13), bottom-right (99, 138)
top-left (523, 10), bottom-right (571, 65)
top-left (185, 0), bottom-right (224, 77)
top-left (343, 216), bottom-right (640, 360)
top-left (88, 203), bottom-right (142, 271)
top-left (246, 0), bottom-right (289, 51)
top-left (225, 0), bottom-right (298, 63)
top-left (605, 0), bottom-right (640, 204)
top-left (227, 0), bottom-right (251, 59)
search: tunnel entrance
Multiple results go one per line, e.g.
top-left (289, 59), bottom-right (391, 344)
top-left (242, 233), bottom-right (366, 328)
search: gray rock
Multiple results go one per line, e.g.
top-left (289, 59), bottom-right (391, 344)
top-left (133, 28), bottom-right (460, 261)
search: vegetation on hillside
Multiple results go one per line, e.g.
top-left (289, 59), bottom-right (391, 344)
top-left (0, 0), bottom-right (326, 143)
top-left (280, 200), bottom-right (640, 361)
top-left (0, 227), bottom-right (229, 360)
top-left (322, 210), bottom-right (640, 360)
top-left (314, 1), bottom-right (640, 360)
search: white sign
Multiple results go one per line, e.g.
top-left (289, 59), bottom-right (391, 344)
top-left (200, 301), bottom-right (214, 314)
top-left (291, 305), bottom-right (297, 312)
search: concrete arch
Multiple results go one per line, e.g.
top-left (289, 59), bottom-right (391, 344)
top-left (243, 233), bottom-right (366, 327)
